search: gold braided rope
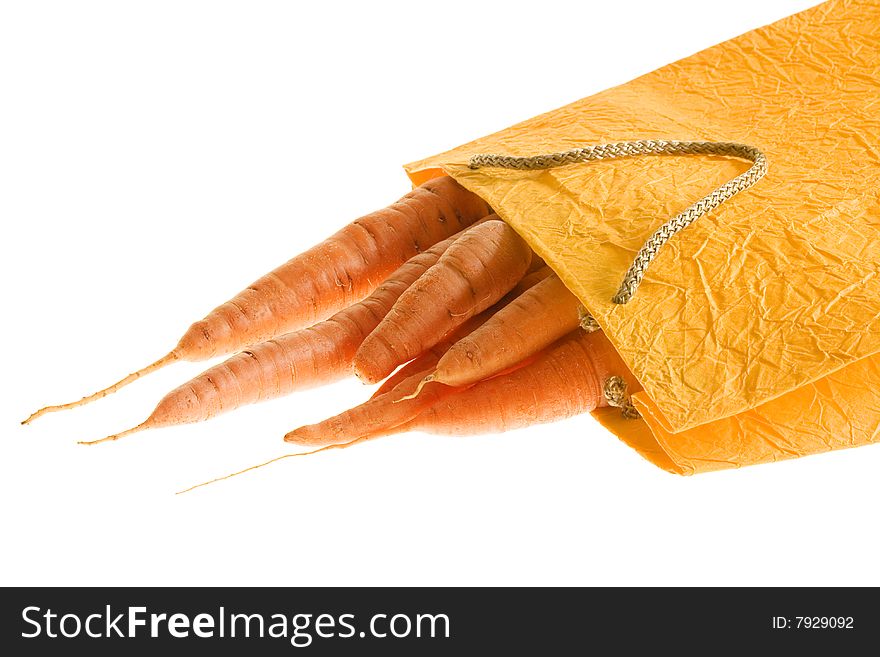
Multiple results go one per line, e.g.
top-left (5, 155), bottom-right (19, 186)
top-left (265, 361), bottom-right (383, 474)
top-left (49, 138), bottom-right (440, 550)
top-left (603, 376), bottom-right (641, 420)
top-left (577, 305), bottom-right (601, 333)
top-left (469, 140), bottom-right (768, 304)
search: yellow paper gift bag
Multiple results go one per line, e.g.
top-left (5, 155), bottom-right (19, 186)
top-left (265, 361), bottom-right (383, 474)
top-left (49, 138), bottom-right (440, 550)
top-left (404, 0), bottom-right (880, 474)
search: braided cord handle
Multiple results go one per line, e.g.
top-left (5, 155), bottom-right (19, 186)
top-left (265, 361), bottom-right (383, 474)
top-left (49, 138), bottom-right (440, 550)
top-left (468, 140), bottom-right (768, 304)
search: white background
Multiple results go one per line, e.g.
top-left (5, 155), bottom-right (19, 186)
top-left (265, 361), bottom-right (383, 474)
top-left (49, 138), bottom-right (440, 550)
top-left (3, 0), bottom-right (875, 587)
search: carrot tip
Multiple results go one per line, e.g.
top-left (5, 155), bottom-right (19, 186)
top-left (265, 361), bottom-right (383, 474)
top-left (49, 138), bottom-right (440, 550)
top-left (283, 428), bottom-right (353, 446)
top-left (283, 430), bottom-right (316, 444)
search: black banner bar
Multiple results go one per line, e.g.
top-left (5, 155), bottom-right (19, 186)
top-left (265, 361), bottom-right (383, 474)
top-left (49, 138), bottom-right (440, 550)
top-left (1, 587), bottom-right (876, 654)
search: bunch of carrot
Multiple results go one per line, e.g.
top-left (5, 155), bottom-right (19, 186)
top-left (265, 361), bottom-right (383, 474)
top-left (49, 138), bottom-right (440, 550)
top-left (25, 176), bottom-right (639, 471)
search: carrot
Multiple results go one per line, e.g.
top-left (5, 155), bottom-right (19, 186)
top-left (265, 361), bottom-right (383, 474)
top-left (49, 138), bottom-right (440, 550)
top-left (370, 267), bottom-right (552, 399)
top-left (353, 219), bottom-right (532, 384)
top-left (285, 370), bottom-right (457, 447)
top-left (77, 219), bottom-right (495, 445)
top-left (293, 268), bottom-right (557, 445)
top-left (286, 349), bottom-right (545, 448)
top-left (180, 330), bottom-right (629, 494)
top-left (431, 274), bottom-right (582, 388)
top-left (179, 332), bottom-right (596, 494)
top-left (289, 315), bottom-right (490, 446)
top-left (287, 345), bottom-right (546, 448)
top-left (24, 176), bottom-right (490, 423)
top-left (367, 326), bottom-right (466, 401)
top-left (389, 329), bottom-right (638, 437)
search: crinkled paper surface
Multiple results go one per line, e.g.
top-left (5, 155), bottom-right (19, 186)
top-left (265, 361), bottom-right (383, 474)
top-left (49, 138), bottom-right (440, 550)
top-left (405, 0), bottom-right (880, 472)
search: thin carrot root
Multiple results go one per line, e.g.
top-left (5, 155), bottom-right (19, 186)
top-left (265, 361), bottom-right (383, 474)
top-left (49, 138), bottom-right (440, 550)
top-left (22, 352), bottom-right (179, 425)
top-left (78, 422), bottom-right (148, 446)
top-left (176, 440), bottom-right (364, 495)
top-left (370, 353), bottom-right (442, 400)
top-left (394, 375), bottom-right (434, 403)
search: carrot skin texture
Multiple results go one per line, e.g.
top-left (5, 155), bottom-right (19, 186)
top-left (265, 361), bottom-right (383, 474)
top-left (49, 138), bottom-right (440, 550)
top-left (177, 176), bottom-right (490, 360)
top-left (433, 274), bottom-right (582, 388)
top-left (354, 220), bottom-right (532, 384)
top-left (393, 330), bottom-right (638, 436)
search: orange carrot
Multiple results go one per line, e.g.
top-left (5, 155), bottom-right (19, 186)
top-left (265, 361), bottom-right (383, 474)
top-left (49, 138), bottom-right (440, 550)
top-left (432, 274), bottom-right (582, 388)
top-left (389, 330), bottom-right (638, 437)
top-left (353, 220), bottom-right (532, 384)
top-left (285, 370), bottom-right (458, 447)
top-left (179, 331), bottom-right (631, 494)
top-left (288, 316), bottom-right (491, 446)
top-left (24, 176), bottom-right (490, 423)
top-left (291, 268), bottom-right (558, 446)
top-left (369, 266), bottom-right (553, 400)
top-left (77, 220), bottom-right (495, 445)
top-left (178, 334), bottom-right (601, 494)
top-left (288, 345), bottom-right (545, 448)
top-left (367, 322), bottom-right (472, 401)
